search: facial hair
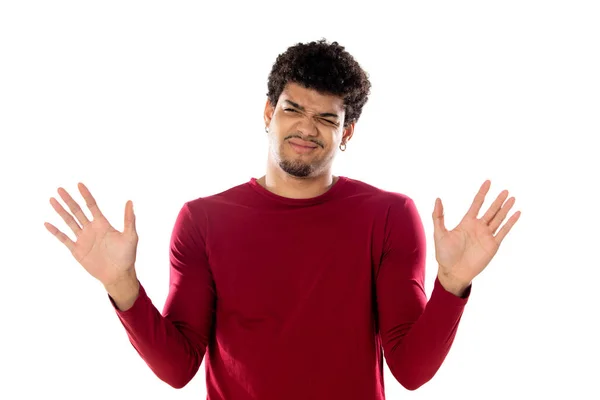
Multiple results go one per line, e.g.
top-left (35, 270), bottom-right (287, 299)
top-left (269, 131), bottom-right (328, 178)
top-left (279, 159), bottom-right (313, 177)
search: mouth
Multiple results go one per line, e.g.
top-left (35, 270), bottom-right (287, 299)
top-left (289, 142), bottom-right (317, 154)
top-left (288, 140), bottom-right (318, 154)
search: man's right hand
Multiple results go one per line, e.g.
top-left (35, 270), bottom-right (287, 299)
top-left (45, 182), bottom-right (140, 308)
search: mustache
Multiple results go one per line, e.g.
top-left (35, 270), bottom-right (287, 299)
top-left (284, 134), bottom-right (324, 148)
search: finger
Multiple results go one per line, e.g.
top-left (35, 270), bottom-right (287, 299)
top-left (465, 180), bottom-right (491, 219)
top-left (57, 187), bottom-right (91, 227)
top-left (124, 200), bottom-right (137, 235)
top-left (44, 221), bottom-right (76, 252)
top-left (489, 197), bottom-right (515, 233)
top-left (481, 189), bottom-right (509, 224)
top-left (432, 198), bottom-right (447, 238)
top-left (77, 182), bottom-right (105, 220)
top-left (494, 211), bottom-right (521, 244)
top-left (49, 197), bottom-right (82, 235)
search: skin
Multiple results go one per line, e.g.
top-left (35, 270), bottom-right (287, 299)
top-left (432, 180), bottom-right (521, 296)
top-left (256, 81), bottom-right (355, 199)
top-left (45, 82), bottom-right (521, 310)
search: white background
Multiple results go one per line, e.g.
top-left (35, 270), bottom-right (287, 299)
top-left (1, 1), bottom-right (599, 398)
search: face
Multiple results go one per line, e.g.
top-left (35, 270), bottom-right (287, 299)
top-left (264, 82), bottom-right (354, 178)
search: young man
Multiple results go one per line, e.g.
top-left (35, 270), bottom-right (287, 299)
top-left (45, 39), bottom-right (520, 399)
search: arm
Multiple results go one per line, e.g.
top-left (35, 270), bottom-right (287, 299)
top-left (108, 202), bottom-right (216, 389)
top-left (376, 197), bottom-right (470, 391)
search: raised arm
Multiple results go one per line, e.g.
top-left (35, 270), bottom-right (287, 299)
top-left (377, 181), bottom-right (520, 390)
top-left (376, 196), bottom-right (469, 390)
top-left (45, 184), bottom-right (215, 388)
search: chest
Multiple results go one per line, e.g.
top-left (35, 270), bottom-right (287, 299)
top-left (206, 206), bottom-right (384, 318)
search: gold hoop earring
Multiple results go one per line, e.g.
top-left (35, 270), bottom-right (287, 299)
top-left (339, 143), bottom-right (347, 151)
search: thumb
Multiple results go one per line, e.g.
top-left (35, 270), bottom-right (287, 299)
top-left (432, 197), bottom-right (447, 239)
top-left (124, 200), bottom-right (137, 236)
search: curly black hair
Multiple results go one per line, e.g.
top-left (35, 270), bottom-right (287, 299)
top-left (266, 38), bottom-right (372, 128)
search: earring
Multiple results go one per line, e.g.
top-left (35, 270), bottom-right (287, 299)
top-left (265, 126), bottom-right (269, 133)
top-left (339, 142), bottom-right (347, 151)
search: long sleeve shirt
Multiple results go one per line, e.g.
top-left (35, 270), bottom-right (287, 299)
top-left (109, 176), bottom-right (470, 399)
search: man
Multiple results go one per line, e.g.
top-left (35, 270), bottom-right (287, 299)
top-left (45, 39), bottom-right (520, 399)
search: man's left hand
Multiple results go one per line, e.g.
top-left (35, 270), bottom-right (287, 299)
top-left (432, 180), bottom-right (521, 297)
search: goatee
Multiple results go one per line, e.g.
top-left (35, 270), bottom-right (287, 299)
top-left (279, 160), bottom-right (312, 177)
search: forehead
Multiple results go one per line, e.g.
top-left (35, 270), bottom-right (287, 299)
top-left (280, 82), bottom-right (345, 113)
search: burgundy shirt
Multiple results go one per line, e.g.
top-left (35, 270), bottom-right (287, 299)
top-left (109, 176), bottom-right (470, 399)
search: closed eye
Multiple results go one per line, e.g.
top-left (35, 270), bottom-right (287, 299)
top-left (284, 108), bottom-right (338, 126)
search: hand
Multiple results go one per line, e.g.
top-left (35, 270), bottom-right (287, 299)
top-left (432, 180), bottom-right (521, 294)
top-left (44, 182), bottom-right (139, 287)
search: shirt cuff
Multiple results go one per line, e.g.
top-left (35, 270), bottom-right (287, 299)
top-left (432, 276), bottom-right (471, 304)
top-left (107, 280), bottom-right (149, 316)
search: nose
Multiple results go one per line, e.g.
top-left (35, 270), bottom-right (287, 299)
top-left (296, 116), bottom-right (319, 137)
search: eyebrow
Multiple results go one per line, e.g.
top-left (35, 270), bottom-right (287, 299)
top-left (283, 100), bottom-right (340, 119)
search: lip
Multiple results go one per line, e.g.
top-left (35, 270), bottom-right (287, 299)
top-left (289, 141), bottom-right (317, 154)
top-left (289, 139), bottom-right (318, 148)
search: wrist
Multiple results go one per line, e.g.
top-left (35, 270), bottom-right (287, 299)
top-left (104, 270), bottom-right (139, 311)
top-left (437, 271), bottom-right (470, 297)
top-left (103, 268), bottom-right (137, 289)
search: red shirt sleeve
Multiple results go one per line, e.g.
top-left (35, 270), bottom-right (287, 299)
top-left (108, 201), bottom-right (216, 388)
top-left (376, 196), bottom-right (470, 390)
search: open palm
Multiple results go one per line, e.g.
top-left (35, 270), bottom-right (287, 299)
top-left (44, 183), bottom-right (138, 286)
top-left (433, 180), bottom-right (521, 286)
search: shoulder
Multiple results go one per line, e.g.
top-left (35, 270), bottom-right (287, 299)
top-left (186, 180), bottom-right (252, 207)
top-left (170, 180), bottom-right (253, 223)
top-left (341, 177), bottom-right (423, 229)
top-left (342, 176), bottom-right (415, 208)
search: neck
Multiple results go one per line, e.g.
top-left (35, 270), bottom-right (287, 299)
top-left (257, 163), bottom-right (338, 200)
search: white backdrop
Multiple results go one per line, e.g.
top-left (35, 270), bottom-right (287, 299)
top-left (1, 1), bottom-right (598, 399)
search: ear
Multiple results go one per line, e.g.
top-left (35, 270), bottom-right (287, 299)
top-left (342, 121), bottom-right (356, 144)
top-left (264, 98), bottom-right (275, 128)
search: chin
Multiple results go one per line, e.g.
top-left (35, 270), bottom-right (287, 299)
top-left (279, 160), bottom-right (314, 178)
